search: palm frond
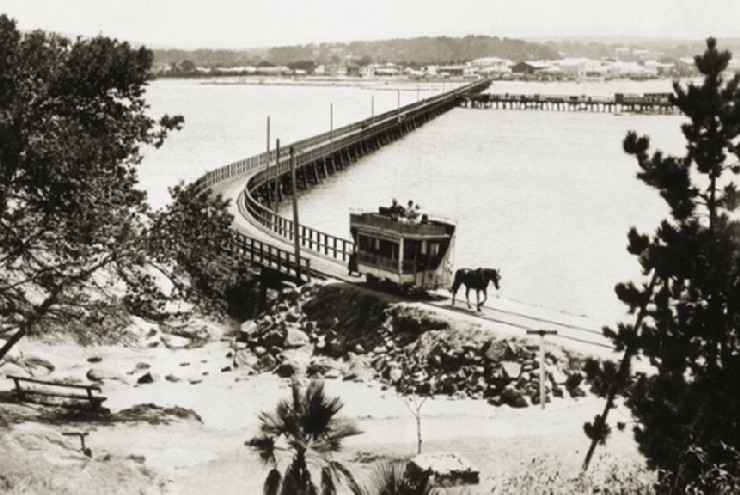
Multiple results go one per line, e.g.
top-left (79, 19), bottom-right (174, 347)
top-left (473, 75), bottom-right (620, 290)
top-left (263, 468), bottom-right (282, 495)
top-left (321, 466), bottom-right (338, 495)
top-left (328, 460), bottom-right (364, 495)
top-left (247, 434), bottom-right (279, 467)
top-left (304, 380), bottom-right (345, 438)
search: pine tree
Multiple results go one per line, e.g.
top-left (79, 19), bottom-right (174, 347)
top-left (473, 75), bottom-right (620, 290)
top-left (583, 38), bottom-right (740, 491)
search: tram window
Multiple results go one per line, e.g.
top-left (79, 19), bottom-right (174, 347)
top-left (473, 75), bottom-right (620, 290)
top-left (429, 242), bottom-right (440, 257)
top-left (359, 234), bottom-right (398, 259)
top-left (359, 235), bottom-right (372, 252)
top-left (404, 240), bottom-right (419, 261)
top-left (379, 239), bottom-right (397, 258)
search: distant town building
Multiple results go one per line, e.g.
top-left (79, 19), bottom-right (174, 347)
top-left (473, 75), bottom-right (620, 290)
top-left (510, 61), bottom-right (551, 76)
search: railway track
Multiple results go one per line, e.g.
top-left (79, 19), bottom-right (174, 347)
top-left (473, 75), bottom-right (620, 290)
top-left (336, 276), bottom-right (616, 355)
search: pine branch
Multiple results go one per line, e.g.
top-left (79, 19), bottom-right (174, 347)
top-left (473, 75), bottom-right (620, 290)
top-left (582, 271), bottom-right (658, 472)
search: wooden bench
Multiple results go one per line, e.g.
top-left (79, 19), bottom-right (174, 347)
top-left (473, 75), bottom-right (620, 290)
top-left (8, 375), bottom-right (107, 411)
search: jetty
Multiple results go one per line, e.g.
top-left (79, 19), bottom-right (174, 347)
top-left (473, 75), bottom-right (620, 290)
top-left (201, 80), bottom-right (491, 281)
top-left (460, 92), bottom-right (680, 115)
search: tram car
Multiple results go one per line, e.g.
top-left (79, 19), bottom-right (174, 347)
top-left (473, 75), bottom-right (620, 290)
top-left (349, 206), bottom-right (456, 290)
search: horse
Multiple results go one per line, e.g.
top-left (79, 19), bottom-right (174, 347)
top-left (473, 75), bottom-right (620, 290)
top-left (450, 268), bottom-right (501, 311)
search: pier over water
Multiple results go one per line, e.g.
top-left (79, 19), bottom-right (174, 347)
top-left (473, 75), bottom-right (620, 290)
top-left (462, 91), bottom-right (680, 115)
top-left (198, 80), bottom-right (491, 281)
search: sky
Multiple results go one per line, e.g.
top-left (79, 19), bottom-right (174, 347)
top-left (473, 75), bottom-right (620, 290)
top-left (1, 0), bottom-right (739, 49)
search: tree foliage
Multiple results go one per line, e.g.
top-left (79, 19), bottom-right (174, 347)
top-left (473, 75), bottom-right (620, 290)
top-left (247, 380), bottom-right (362, 495)
top-left (584, 38), bottom-right (740, 490)
top-left (147, 182), bottom-right (257, 320)
top-left (0, 16), bottom-right (183, 357)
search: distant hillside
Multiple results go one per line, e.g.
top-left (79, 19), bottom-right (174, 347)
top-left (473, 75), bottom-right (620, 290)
top-left (533, 36), bottom-right (740, 60)
top-left (152, 35), bottom-right (560, 68)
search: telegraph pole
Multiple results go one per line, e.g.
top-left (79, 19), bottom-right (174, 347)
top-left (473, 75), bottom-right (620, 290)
top-left (290, 146), bottom-right (301, 283)
top-left (526, 329), bottom-right (558, 409)
top-left (275, 139), bottom-right (282, 203)
top-left (266, 116), bottom-right (271, 209)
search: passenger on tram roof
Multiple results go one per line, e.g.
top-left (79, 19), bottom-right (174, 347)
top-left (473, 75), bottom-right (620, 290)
top-left (390, 198), bottom-right (404, 219)
top-left (406, 201), bottom-right (420, 222)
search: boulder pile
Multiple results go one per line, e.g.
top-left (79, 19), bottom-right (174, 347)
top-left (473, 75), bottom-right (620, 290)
top-left (231, 282), bottom-right (591, 408)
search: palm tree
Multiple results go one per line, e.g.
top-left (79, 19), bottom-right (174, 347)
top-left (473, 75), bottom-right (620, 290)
top-left (362, 460), bottom-right (431, 495)
top-left (247, 379), bottom-right (363, 495)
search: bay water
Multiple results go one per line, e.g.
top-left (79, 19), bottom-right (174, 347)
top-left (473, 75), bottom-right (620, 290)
top-left (141, 77), bottom-right (688, 326)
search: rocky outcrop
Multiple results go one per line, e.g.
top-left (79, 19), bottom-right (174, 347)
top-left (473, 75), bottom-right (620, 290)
top-left (230, 282), bottom-right (592, 408)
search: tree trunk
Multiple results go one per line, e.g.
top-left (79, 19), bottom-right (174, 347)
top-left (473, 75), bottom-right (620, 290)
top-left (582, 273), bottom-right (658, 472)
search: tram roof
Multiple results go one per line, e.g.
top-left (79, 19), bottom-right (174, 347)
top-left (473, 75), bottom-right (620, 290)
top-left (350, 209), bottom-right (455, 240)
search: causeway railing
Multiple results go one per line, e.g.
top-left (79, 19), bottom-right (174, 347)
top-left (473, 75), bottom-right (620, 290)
top-left (242, 80), bottom-right (490, 264)
top-left (193, 79), bottom-right (491, 274)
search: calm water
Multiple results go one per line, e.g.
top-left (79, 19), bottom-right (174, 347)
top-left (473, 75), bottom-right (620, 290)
top-left (140, 78), bottom-right (688, 326)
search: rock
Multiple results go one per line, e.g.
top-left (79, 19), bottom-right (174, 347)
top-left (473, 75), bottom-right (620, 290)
top-left (283, 328), bottom-right (310, 349)
top-left (353, 344), bottom-right (365, 354)
top-left (165, 374), bottom-right (181, 383)
top-left (133, 362), bottom-right (151, 372)
top-left (278, 347), bottom-right (312, 377)
top-left (167, 323), bottom-right (211, 342)
top-left (405, 452), bottom-right (479, 488)
top-left (284, 308), bottom-right (302, 323)
top-left (483, 339), bottom-right (509, 362)
top-left (21, 356), bottom-right (56, 374)
top-left (234, 349), bottom-right (259, 369)
top-left (254, 354), bottom-right (278, 372)
top-left (500, 384), bottom-right (522, 404)
top-left (239, 320), bottom-right (260, 339)
top-left (501, 361), bottom-right (521, 379)
top-left (86, 356), bottom-right (103, 363)
top-left (281, 287), bottom-right (301, 302)
top-left (137, 372), bottom-right (159, 385)
top-left (343, 359), bottom-right (374, 383)
top-left (511, 395), bottom-right (530, 408)
top-left (275, 363), bottom-right (296, 378)
top-left (221, 366), bottom-right (232, 373)
top-left (261, 329), bottom-right (284, 348)
top-left (373, 345), bottom-right (387, 354)
top-left (549, 368), bottom-right (568, 386)
top-left (253, 346), bottom-right (267, 356)
top-left (86, 368), bottom-right (126, 384)
top-left (324, 368), bottom-right (341, 379)
top-left (386, 366), bottom-right (403, 382)
top-left (188, 378), bottom-right (202, 385)
top-left (161, 334), bottom-right (191, 350)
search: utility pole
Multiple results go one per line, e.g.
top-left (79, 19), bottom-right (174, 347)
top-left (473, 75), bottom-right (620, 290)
top-left (397, 89), bottom-right (401, 123)
top-left (330, 102), bottom-right (334, 151)
top-left (266, 116), bottom-right (271, 209)
top-left (274, 139), bottom-right (282, 204)
top-left (526, 329), bottom-right (558, 409)
top-left (290, 146), bottom-right (301, 283)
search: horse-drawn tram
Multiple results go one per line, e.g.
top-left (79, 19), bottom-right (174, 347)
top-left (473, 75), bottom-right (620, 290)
top-left (349, 206), bottom-right (456, 290)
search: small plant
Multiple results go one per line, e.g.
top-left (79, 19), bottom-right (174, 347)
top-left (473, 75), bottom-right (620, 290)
top-left (247, 379), bottom-right (363, 495)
